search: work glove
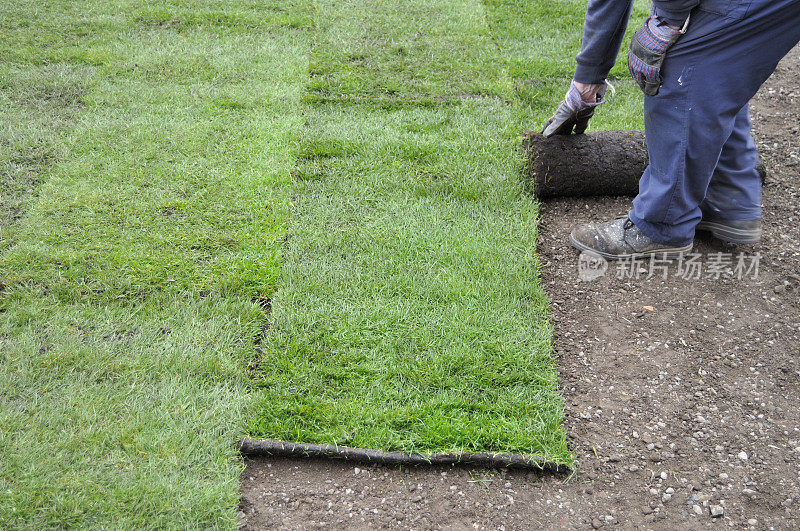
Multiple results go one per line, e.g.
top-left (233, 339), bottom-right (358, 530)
top-left (628, 15), bottom-right (688, 96)
top-left (542, 81), bottom-right (608, 138)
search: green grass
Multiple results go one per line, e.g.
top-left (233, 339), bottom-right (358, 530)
top-left (248, 102), bottom-right (566, 459)
top-left (307, 0), bottom-right (512, 103)
top-left (483, 0), bottom-right (650, 81)
top-left (0, 63), bottom-right (90, 253)
top-left (3, 0), bottom-right (650, 525)
top-left (1, 292), bottom-right (262, 527)
top-left (1, 14), bottom-right (309, 299)
top-left (1, 0), bottom-right (310, 526)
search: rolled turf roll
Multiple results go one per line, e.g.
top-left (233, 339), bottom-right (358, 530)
top-left (521, 130), bottom-right (766, 200)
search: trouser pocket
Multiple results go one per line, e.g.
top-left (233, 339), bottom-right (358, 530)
top-left (698, 0), bottom-right (752, 20)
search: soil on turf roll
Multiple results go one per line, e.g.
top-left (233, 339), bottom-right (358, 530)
top-left (522, 130), bottom-right (766, 200)
top-left (239, 439), bottom-right (563, 471)
top-left (522, 130), bottom-right (648, 200)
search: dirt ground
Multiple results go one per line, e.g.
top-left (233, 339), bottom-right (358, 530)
top-left (239, 48), bottom-right (800, 530)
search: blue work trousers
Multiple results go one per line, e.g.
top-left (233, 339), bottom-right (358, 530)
top-left (629, 0), bottom-right (800, 246)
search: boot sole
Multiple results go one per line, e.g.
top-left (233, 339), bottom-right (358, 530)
top-left (569, 234), bottom-right (693, 261)
top-left (696, 220), bottom-right (761, 244)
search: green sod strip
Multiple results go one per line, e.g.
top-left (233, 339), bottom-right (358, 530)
top-left (0, 63), bottom-right (90, 254)
top-left (248, 0), bottom-right (651, 463)
top-left (0, 292), bottom-right (261, 528)
top-left (249, 0), bottom-right (570, 464)
top-left (307, 0), bottom-right (513, 103)
top-left (1, 0), bottom-right (310, 526)
top-left (483, 0), bottom-right (651, 81)
top-left (249, 101), bottom-right (570, 463)
top-left (1, 21), bottom-right (308, 300)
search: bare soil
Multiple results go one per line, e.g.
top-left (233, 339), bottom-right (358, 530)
top-left (239, 47), bottom-right (800, 530)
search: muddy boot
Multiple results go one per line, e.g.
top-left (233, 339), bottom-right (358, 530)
top-left (696, 217), bottom-right (762, 244)
top-left (570, 216), bottom-right (692, 260)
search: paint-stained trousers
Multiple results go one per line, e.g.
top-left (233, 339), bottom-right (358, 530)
top-left (629, 0), bottom-right (800, 246)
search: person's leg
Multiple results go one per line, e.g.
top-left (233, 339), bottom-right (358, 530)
top-left (700, 105), bottom-right (761, 221)
top-left (693, 104), bottom-right (764, 242)
top-left (629, 0), bottom-right (800, 246)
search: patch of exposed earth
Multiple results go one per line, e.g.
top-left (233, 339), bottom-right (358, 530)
top-left (239, 47), bottom-right (800, 529)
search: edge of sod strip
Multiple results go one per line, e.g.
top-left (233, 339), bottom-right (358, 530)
top-left (239, 439), bottom-right (566, 471)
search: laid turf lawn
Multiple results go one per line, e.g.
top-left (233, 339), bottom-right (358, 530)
top-left (1, 0), bottom-right (310, 526)
top-left (1, 293), bottom-right (263, 527)
top-left (2, 0), bottom-right (649, 525)
top-left (307, 0), bottom-right (512, 103)
top-left (483, 0), bottom-right (649, 80)
top-left (248, 102), bottom-right (566, 459)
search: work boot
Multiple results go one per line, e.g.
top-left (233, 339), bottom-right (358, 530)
top-left (570, 216), bottom-right (693, 260)
top-left (696, 216), bottom-right (762, 244)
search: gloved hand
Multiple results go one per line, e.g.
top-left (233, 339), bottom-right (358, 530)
top-left (628, 15), bottom-right (686, 96)
top-left (542, 81), bottom-right (608, 137)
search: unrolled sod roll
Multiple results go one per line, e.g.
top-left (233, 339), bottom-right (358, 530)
top-left (521, 130), bottom-right (766, 200)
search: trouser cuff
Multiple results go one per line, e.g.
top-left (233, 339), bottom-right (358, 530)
top-left (628, 211), bottom-right (694, 247)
